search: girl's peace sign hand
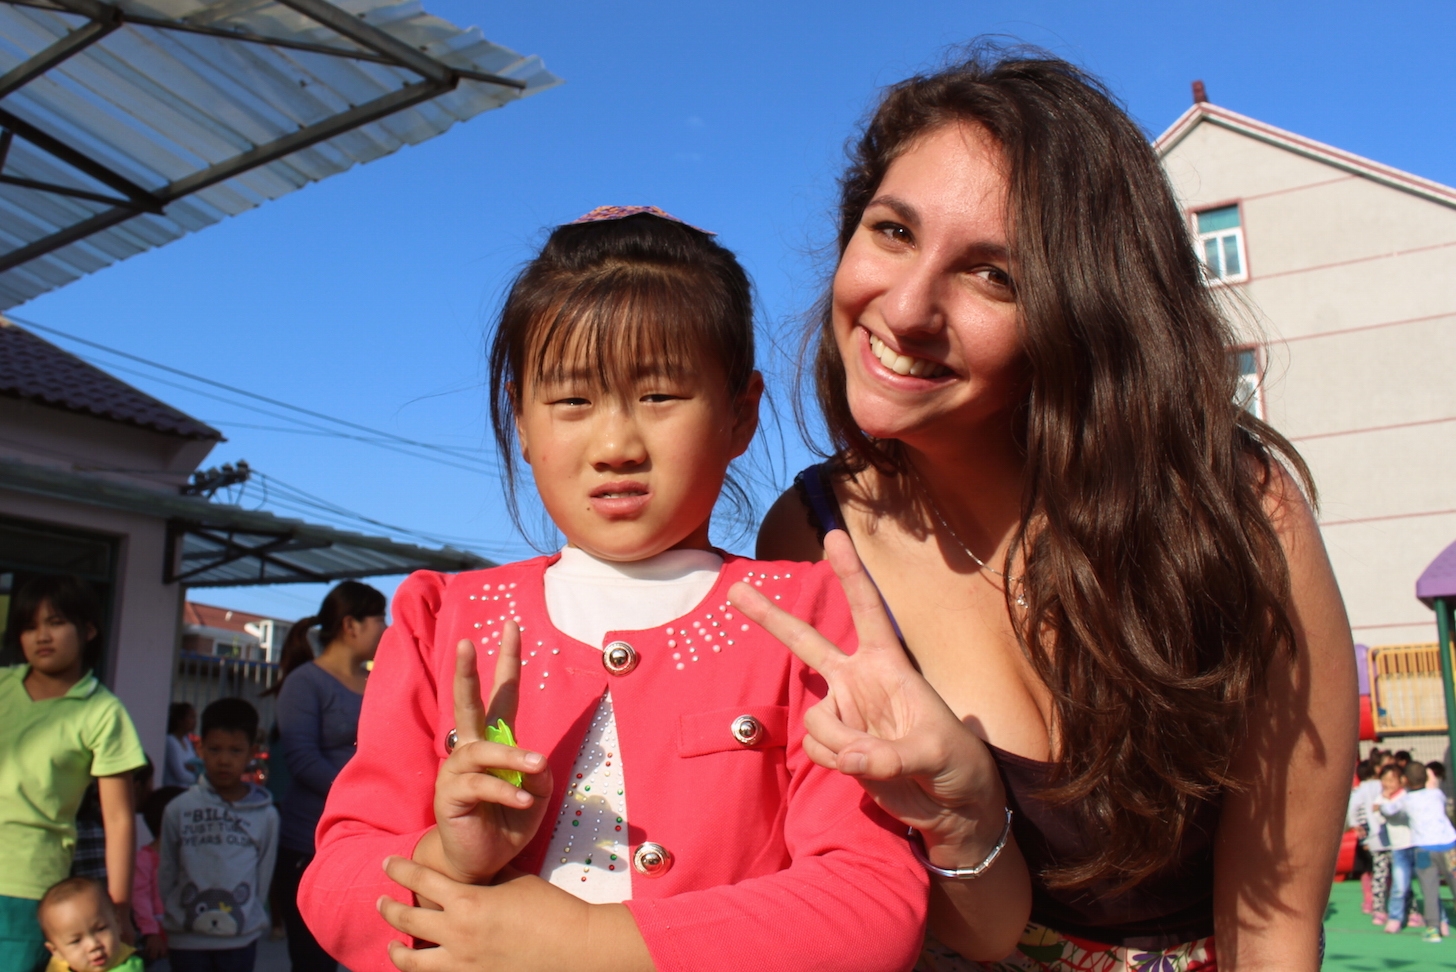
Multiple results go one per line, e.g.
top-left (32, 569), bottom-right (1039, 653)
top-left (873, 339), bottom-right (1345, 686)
top-left (422, 622), bottom-right (553, 886)
top-left (728, 530), bottom-right (1009, 862)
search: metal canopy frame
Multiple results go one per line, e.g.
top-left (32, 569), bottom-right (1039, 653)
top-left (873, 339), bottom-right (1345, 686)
top-left (167, 520), bottom-right (340, 585)
top-left (0, 0), bottom-right (530, 276)
top-left (0, 457), bottom-right (494, 587)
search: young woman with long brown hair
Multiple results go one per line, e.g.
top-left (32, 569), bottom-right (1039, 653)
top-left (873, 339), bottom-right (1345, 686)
top-left (738, 48), bottom-right (1358, 970)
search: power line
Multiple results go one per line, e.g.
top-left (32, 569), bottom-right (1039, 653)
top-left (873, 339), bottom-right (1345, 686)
top-left (251, 473), bottom-right (526, 560)
top-left (10, 314), bottom-right (500, 471)
top-left (75, 353), bottom-right (500, 478)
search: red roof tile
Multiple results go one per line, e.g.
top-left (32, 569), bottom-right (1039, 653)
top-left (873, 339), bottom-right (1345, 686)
top-left (185, 601), bottom-right (287, 632)
top-left (0, 320), bottom-right (220, 440)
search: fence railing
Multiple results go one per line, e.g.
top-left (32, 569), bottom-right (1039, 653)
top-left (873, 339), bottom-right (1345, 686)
top-left (172, 651), bottom-right (281, 734)
top-left (1369, 643), bottom-right (1448, 733)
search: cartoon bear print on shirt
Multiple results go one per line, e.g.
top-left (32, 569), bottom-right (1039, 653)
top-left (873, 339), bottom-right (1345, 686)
top-left (181, 882), bottom-right (251, 936)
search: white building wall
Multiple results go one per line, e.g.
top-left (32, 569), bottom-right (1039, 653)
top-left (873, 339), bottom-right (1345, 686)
top-left (0, 397), bottom-right (213, 488)
top-left (1162, 119), bottom-right (1456, 648)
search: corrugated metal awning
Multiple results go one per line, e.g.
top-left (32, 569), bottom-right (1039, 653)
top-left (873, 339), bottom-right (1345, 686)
top-left (0, 457), bottom-right (494, 584)
top-left (0, 0), bottom-right (560, 309)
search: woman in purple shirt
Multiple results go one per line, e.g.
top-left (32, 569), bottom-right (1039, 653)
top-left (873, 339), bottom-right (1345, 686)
top-left (270, 581), bottom-right (384, 972)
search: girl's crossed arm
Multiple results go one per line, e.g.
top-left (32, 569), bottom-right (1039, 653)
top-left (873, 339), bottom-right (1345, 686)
top-left (379, 752), bottom-right (928, 972)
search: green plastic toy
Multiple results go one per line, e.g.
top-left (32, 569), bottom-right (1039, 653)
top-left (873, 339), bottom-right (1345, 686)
top-left (484, 718), bottom-right (524, 788)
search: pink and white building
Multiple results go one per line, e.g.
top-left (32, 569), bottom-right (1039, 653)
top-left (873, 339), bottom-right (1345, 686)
top-left (1157, 94), bottom-right (1456, 651)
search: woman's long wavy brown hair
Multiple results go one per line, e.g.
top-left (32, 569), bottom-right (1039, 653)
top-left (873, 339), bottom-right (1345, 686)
top-left (814, 46), bottom-right (1314, 890)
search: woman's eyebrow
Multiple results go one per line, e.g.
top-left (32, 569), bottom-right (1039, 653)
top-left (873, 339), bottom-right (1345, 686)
top-left (964, 240), bottom-right (1011, 263)
top-left (864, 194), bottom-right (919, 226)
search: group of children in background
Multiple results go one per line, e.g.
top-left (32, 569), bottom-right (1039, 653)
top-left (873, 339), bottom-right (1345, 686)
top-left (2, 570), bottom-right (279, 972)
top-left (1349, 747), bottom-right (1456, 943)
top-left (33, 696), bottom-right (276, 972)
top-left (49, 704), bottom-right (273, 971)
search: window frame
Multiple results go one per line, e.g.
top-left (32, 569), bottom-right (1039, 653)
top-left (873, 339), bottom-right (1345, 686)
top-left (1232, 343), bottom-right (1265, 420)
top-left (1192, 201), bottom-right (1250, 285)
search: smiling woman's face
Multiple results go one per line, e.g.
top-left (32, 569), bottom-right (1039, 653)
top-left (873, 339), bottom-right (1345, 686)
top-left (831, 122), bottom-right (1025, 450)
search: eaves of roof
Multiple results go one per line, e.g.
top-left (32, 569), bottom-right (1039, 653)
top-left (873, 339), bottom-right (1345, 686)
top-left (1154, 102), bottom-right (1456, 212)
top-left (0, 317), bottom-right (220, 438)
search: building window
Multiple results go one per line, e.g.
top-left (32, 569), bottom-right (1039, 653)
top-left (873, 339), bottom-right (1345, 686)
top-left (1196, 205), bottom-right (1247, 282)
top-left (1234, 347), bottom-right (1263, 418)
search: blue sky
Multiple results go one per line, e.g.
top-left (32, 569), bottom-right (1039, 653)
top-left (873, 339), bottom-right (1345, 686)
top-left (14, 1), bottom-right (1456, 620)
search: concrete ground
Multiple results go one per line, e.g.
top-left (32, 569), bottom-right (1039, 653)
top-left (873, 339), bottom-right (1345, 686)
top-left (253, 932), bottom-right (293, 972)
top-left (252, 931), bottom-right (351, 972)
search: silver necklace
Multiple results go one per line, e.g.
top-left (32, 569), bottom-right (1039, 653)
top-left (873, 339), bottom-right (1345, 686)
top-left (918, 479), bottom-right (1027, 608)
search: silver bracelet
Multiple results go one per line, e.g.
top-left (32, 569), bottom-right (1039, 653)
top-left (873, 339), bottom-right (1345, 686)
top-left (907, 807), bottom-right (1013, 880)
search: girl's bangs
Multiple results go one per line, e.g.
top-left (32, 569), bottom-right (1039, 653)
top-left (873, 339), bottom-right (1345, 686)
top-left (527, 268), bottom-right (724, 392)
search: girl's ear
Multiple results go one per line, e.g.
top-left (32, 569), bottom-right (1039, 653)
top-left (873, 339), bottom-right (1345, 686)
top-left (729, 371), bottom-right (765, 459)
top-left (515, 415), bottom-right (531, 464)
top-left (509, 381), bottom-right (531, 464)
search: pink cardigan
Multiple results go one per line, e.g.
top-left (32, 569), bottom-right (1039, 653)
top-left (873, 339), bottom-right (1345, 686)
top-left (300, 554), bottom-right (927, 972)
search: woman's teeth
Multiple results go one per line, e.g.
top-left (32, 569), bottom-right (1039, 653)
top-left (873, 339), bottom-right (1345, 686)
top-left (868, 333), bottom-right (947, 378)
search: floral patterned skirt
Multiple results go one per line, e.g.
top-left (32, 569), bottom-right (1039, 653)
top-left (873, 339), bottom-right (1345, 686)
top-left (917, 924), bottom-right (1216, 972)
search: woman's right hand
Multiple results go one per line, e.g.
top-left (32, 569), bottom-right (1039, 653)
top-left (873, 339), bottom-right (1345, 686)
top-left (729, 530), bottom-right (1008, 865)
top-left (423, 624), bottom-right (553, 885)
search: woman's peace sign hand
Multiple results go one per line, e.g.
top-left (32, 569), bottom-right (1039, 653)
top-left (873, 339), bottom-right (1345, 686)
top-left (729, 530), bottom-right (1008, 861)
top-left (420, 623), bottom-right (553, 886)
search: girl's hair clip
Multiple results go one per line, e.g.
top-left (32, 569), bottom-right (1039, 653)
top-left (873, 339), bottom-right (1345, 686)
top-left (566, 205), bottom-right (716, 236)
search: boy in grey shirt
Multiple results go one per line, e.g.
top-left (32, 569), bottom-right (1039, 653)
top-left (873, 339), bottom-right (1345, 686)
top-left (160, 698), bottom-right (278, 972)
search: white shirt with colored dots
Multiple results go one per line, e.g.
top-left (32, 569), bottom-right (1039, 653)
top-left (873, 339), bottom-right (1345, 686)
top-left (539, 546), bottom-right (722, 902)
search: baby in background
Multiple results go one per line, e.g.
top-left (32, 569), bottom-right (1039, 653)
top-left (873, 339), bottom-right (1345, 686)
top-left (37, 877), bottom-right (142, 972)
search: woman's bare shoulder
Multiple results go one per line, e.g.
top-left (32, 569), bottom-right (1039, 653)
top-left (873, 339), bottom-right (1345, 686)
top-left (756, 485), bottom-right (826, 562)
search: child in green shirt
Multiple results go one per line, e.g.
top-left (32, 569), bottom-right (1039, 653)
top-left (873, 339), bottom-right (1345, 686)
top-left (0, 576), bottom-right (145, 972)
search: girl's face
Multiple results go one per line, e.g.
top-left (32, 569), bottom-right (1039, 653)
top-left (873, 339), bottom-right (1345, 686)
top-left (20, 600), bottom-right (91, 678)
top-left (1381, 772), bottom-right (1403, 797)
top-left (516, 358), bottom-right (761, 562)
top-left (832, 122), bottom-right (1024, 450)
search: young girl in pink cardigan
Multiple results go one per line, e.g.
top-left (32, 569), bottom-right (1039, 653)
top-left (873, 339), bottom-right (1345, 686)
top-left (298, 207), bottom-right (929, 972)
